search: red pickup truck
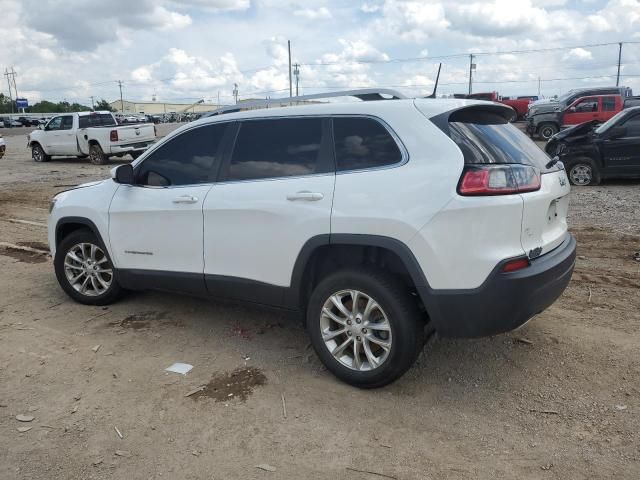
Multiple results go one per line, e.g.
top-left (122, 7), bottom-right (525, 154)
top-left (526, 94), bottom-right (640, 139)
top-left (465, 92), bottom-right (535, 120)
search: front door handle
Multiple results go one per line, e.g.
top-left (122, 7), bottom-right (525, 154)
top-left (173, 195), bottom-right (198, 204)
top-left (286, 191), bottom-right (324, 201)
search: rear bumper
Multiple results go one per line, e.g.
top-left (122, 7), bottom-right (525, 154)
top-left (110, 141), bottom-right (154, 154)
top-left (421, 234), bottom-right (576, 338)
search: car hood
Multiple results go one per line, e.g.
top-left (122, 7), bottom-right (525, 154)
top-left (551, 120), bottom-right (597, 142)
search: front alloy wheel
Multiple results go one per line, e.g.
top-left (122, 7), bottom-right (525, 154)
top-left (320, 290), bottom-right (392, 371)
top-left (54, 229), bottom-right (123, 305)
top-left (64, 243), bottom-right (113, 296)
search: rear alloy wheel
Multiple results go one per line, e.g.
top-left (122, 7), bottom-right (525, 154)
top-left (538, 123), bottom-right (558, 140)
top-left (566, 157), bottom-right (601, 186)
top-left (54, 229), bottom-right (123, 305)
top-left (307, 269), bottom-right (424, 388)
top-left (32, 144), bottom-right (50, 162)
top-left (88, 143), bottom-right (108, 165)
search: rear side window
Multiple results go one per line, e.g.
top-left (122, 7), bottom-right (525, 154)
top-left (79, 114), bottom-right (116, 128)
top-left (602, 97), bottom-right (616, 112)
top-left (447, 110), bottom-right (553, 172)
top-left (136, 124), bottom-right (226, 186)
top-left (227, 118), bottom-right (323, 181)
top-left (333, 117), bottom-right (402, 172)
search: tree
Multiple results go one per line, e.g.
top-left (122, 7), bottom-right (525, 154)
top-left (94, 99), bottom-right (115, 112)
top-left (0, 93), bottom-right (13, 114)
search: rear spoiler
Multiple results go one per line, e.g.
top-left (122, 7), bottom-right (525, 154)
top-left (428, 104), bottom-right (516, 136)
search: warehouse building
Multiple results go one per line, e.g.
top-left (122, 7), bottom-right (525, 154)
top-left (109, 99), bottom-right (220, 114)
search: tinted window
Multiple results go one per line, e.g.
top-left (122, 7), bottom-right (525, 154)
top-left (47, 117), bottom-right (62, 130)
top-left (573, 97), bottom-right (598, 112)
top-left (623, 115), bottom-right (640, 137)
top-left (448, 111), bottom-right (553, 172)
top-left (602, 97), bottom-right (616, 112)
top-left (60, 116), bottom-right (73, 130)
top-left (79, 114), bottom-right (116, 128)
top-left (136, 124), bottom-right (226, 186)
top-left (227, 118), bottom-right (323, 181)
top-left (333, 117), bottom-right (402, 171)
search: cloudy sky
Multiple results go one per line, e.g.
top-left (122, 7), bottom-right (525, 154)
top-left (1, 0), bottom-right (639, 106)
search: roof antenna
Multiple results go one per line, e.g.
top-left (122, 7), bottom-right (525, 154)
top-left (426, 63), bottom-right (442, 99)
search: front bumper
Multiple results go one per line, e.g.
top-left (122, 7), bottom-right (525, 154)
top-left (421, 234), bottom-right (576, 338)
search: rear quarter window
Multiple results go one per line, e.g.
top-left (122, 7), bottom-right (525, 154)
top-left (445, 109), bottom-right (553, 173)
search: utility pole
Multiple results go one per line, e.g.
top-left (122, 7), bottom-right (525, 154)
top-left (616, 42), bottom-right (623, 86)
top-left (233, 83), bottom-right (239, 104)
top-left (288, 40), bottom-right (293, 99)
top-left (538, 77), bottom-right (541, 97)
top-left (217, 91), bottom-right (220, 107)
top-left (4, 67), bottom-right (18, 113)
top-left (90, 96), bottom-right (95, 110)
top-left (117, 80), bottom-right (124, 112)
top-left (468, 54), bottom-right (475, 95)
top-left (293, 63), bottom-right (300, 97)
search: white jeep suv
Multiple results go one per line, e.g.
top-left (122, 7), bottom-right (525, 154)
top-left (48, 93), bottom-right (576, 388)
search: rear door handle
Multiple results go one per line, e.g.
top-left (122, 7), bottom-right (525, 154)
top-left (286, 191), bottom-right (324, 201)
top-left (173, 195), bottom-right (198, 204)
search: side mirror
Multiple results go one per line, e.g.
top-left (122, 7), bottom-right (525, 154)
top-left (608, 126), bottom-right (627, 139)
top-left (113, 164), bottom-right (134, 184)
top-left (568, 106), bottom-right (576, 112)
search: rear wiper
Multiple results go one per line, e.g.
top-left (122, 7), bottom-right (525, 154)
top-left (545, 155), bottom-right (561, 169)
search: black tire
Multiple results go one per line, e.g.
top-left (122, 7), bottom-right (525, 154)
top-left (88, 143), bottom-right (108, 165)
top-left (564, 157), bottom-right (601, 186)
top-left (54, 229), bottom-right (123, 306)
top-left (32, 143), bottom-right (51, 162)
top-left (130, 151), bottom-right (142, 160)
top-left (306, 269), bottom-right (424, 388)
top-left (538, 122), bottom-right (559, 140)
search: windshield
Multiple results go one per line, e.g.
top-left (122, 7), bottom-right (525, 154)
top-left (556, 90), bottom-right (577, 103)
top-left (595, 110), bottom-right (628, 134)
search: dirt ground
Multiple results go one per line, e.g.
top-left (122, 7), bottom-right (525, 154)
top-left (1, 124), bottom-right (639, 480)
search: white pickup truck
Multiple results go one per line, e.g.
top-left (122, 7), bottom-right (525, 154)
top-left (28, 111), bottom-right (156, 165)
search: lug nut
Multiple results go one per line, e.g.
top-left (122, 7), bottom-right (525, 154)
top-left (355, 318), bottom-right (361, 324)
top-left (347, 331), bottom-right (352, 336)
top-left (346, 319), bottom-right (352, 325)
top-left (362, 328), bottom-right (367, 334)
top-left (356, 336), bottom-right (361, 341)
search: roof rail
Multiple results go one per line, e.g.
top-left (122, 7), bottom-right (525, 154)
top-left (203, 88), bottom-right (408, 117)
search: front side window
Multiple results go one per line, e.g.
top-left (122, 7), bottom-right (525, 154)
top-left (60, 116), bottom-right (73, 130)
top-left (227, 118), bottom-right (324, 181)
top-left (136, 123), bottom-right (226, 186)
top-left (333, 117), bottom-right (403, 172)
top-left (623, 115), bottom-right (640, 137)
top-left (46, 117), bottom-right (62, 130)
top-left (573, 98), bottom-right (598, 113)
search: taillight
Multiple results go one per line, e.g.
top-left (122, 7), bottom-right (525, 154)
top-left (501, 257), bottom-right (530, 273)
top-left (110, 130), bottom-right (118, 142)
top-left (458, 164), bottom-right (540, 196)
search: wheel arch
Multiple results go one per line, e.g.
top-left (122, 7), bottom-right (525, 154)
top-left (55, 217), bottom-right (107, 251)
top-left (287, 234), bottom-right (435, 319)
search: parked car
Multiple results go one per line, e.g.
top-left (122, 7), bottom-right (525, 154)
top-left (0, 133), bottom-right (5, 159)
top-left (47, 94), bottom-right (575, 387)
top-left (526, 86), bottom-right (633, 139)
top-left (17, 116), bottom-right (39, 127)
top-left (28, 111), bottom-right (156, 164)
top-left (545, 106), bottom-right (640, 185)
top-left (1, 117), bottom-right (23, 128)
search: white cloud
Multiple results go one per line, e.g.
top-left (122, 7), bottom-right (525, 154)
top-left (293, 7), bottom-right (332, 19)
top-left (361, 2), bottom-right (381, 13)
top-left (563, 47), bottom-right (593, 60)
top-left (168, 0), bottom-right (250, 11)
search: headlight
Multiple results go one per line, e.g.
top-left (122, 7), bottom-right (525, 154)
top-left (529, 108), bottom-right (537, 116)
top-left (49, 198), bottom-right (57, 213)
